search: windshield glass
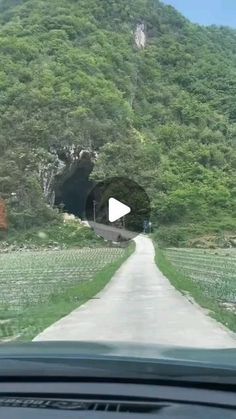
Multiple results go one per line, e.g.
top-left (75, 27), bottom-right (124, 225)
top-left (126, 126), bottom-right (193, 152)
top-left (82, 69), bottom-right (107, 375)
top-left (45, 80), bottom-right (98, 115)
top-left (0, 0), bottom-right (236, 358)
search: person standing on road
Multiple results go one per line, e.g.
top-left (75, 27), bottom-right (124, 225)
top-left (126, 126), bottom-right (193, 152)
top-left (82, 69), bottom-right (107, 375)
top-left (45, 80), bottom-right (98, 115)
top-left (143, 220), bottom-right (148, 234)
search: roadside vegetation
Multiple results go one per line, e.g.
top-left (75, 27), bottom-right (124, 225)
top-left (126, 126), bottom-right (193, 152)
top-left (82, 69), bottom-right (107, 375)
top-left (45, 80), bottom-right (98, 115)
top-left (0, 241), bottom-right (135, 341)
top-left (155, 245), bottom-right (236, 333)
top-left (153, 218), bottom-right (236, 248)
top-left (0, 222), bottom-right (109, 253)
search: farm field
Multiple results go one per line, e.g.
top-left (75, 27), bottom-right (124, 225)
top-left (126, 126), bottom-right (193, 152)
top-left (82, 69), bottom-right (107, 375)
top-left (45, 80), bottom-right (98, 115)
top-left (156, 247), bottom-right (236, 333)
top-left (0, 245), bottom-right (133, 341)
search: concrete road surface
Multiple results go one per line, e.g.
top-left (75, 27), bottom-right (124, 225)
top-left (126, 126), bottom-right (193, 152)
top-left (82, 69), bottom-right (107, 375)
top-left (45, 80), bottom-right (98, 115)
top-left (34, 236), bottom-right (236, 348)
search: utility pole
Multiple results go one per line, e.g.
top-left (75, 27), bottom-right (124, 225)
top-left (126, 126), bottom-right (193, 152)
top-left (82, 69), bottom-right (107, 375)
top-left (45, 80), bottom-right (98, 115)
top-left (122, 216), bottom-right (125, 229)
top-left (93, 200), bottom-right (97, 223)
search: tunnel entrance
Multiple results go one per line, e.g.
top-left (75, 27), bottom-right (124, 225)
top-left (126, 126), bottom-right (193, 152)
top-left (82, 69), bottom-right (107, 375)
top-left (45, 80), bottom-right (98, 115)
top-left (55, 166), bottom-right (95, 220)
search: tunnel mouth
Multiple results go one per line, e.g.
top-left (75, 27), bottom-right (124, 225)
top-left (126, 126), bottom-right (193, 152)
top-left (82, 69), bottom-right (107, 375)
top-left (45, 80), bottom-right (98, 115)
top-left (54, 165), bottom-right (95, 220)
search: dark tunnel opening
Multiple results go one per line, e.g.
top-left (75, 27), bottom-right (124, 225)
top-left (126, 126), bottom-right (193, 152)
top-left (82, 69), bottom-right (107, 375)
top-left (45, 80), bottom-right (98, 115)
top-left (55, 166), bottom-right (95, 220)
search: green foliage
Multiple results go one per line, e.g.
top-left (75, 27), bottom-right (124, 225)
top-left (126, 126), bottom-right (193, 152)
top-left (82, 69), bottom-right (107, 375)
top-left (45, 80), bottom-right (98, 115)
top-left (0, 0), bottom-right (235, 233)
top-left (3, 222), bottom-right (106, 250)
top-left (153, 216), bottom-right (236, 247)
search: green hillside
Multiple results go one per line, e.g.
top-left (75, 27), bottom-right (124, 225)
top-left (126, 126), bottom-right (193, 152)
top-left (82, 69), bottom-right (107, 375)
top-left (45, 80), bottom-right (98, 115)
top-left (0, 0), bottom-right (235, 242)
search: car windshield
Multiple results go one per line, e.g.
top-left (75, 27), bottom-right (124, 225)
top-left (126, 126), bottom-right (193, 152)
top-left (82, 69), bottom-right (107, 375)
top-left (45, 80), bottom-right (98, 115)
top-left (0, 0), bottom-right (236, 360)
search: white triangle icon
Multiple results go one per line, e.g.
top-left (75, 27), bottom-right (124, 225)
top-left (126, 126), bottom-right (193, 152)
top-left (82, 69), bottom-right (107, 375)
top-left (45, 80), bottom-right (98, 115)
top-left (108, 198), bottom-right (131, 223)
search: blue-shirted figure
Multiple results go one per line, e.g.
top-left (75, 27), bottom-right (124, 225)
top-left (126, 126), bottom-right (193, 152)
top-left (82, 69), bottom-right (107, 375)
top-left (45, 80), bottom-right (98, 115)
top-left (143, 220), bottom-right (148, 234)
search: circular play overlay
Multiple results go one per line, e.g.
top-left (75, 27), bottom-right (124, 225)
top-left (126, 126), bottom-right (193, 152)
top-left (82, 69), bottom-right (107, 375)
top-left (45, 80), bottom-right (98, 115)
top-left (85, 177), bottom-right (150, 242)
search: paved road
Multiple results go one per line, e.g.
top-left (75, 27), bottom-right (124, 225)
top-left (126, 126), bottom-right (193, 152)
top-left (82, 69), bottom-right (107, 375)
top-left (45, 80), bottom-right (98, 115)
top-left (34, 236), bottom-right (236, 348)
top-left (89, 222), bottom-right (135, 241)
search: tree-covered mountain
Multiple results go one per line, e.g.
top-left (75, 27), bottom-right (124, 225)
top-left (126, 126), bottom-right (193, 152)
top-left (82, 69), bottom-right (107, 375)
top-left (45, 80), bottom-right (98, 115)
top-left (0, 0), bottom-right (235, 241)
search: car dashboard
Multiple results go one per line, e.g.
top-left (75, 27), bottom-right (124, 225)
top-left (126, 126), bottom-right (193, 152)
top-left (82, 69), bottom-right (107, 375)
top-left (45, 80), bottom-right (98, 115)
top-left (0, 380), bottom-right (235, 418)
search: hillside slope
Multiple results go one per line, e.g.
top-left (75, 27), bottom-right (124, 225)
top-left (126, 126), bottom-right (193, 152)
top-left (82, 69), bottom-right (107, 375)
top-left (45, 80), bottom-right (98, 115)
top-left (0, 0), bottom-right (235, 241)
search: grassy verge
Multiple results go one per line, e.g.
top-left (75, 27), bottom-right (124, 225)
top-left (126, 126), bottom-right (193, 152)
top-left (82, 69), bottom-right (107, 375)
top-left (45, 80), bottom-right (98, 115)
top-left (3, 241), bottom-right (135, 341)
top-left (154, 217), bottom-right (236, 248)
top-left (155, 245), bottom-right (236, 333)
top-left (1, 222), bottom-right (107, 252)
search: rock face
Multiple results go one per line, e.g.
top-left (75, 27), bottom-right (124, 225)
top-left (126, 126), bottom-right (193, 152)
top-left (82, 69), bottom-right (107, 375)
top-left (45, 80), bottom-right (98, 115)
top-left (38, 151), bottom-right (63, 207)
top-left (135, 23), bottom-right (146, 49)
top-left (38, 145), bottom-right (97, 208)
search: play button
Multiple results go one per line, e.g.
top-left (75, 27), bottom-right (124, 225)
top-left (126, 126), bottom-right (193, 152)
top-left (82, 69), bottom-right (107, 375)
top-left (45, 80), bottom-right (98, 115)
top-left (108, 198), bottom-right (131, 223)
top-left (85, 177), bottom-right (150, 242)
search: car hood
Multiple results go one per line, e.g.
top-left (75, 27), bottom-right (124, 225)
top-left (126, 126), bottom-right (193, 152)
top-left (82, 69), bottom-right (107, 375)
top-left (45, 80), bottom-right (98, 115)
top-left (0, 341), bottom-right (235, 383)
top-left (0, 340), bottom-right (236, 366)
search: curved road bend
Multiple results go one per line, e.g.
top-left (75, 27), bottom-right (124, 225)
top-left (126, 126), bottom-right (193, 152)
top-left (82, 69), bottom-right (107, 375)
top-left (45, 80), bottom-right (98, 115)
top-left (34, 236), bottom-right (236, 348)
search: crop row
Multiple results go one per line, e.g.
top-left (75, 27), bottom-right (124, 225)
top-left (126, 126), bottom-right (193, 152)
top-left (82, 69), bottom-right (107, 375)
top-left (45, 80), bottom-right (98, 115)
top-left (0, 247), bottom-right (125, 312)
top-left (164, 248), bottom-right (236, 306)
